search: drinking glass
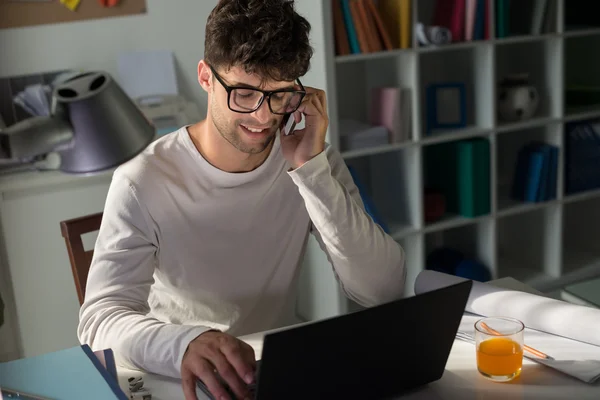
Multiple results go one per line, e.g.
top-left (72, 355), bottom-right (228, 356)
top-left (475, 317), bottom-right (524, 382)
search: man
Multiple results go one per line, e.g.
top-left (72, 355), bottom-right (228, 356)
top-left (78, 0), bottom-right (406, 399)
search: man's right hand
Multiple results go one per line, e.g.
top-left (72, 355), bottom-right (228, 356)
top-left (181, 330), bottom-right (256, 400)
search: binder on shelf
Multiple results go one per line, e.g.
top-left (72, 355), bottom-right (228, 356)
top-left (425, 138), bottom-right (490, 219)
top-left (511, 141), bottom-right (559, 203)
top-left (332, 0), bottom-right (351, 55)
top-left (333, 0), bottom-right (394, 56)
top-left (365, 0), bottom-right (394, 51)
top-left (0, 344), bottom-right (127, 400)
top-left (349, 0), bottom-right (370, 52)
top-left (495, 0), bottom-right (509, 38)
top-left (339, 0), bottom-right (361, 54)
top-left (433, 0), bottom-right (466, 43)
top-left (564, 120), bottom-right (600, 195)
top-left (378, 0), bottom-right (411, 49)
top-left (457, 138), bottom-right (490, 217)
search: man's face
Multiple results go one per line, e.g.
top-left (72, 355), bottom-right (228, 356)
top-left (209, 66), bottom-right (296, 154)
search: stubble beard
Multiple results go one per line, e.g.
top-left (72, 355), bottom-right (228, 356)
top-left (211, 98), bottom-right (277, 154)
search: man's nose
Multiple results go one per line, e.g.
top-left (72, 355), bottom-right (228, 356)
top-left (251, 99), bottom-right (272, 125)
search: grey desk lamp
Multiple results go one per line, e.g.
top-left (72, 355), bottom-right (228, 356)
top-left (0, 71), bottom-right (155, 174)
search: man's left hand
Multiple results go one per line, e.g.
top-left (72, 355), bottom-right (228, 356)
top-left (280, 87), bottom-right (329, 169)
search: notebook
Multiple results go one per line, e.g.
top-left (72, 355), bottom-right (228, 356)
top-left (0, 344), bottom-right (127, 400)
top-left (415, 270), bottom-right (600, 383)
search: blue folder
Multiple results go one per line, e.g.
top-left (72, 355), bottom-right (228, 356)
top-left (0, 344), bottom-right (126, 400)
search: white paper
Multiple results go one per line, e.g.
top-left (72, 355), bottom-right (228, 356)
top-left (415, 270), bottom-right (600, 383)
top-left (117, 50), bottom-right (179, 100)
top-left (13, 84), bottom-right (51, 117)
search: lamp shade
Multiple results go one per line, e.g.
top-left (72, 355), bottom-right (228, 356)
top-left (53, 71), bottom-right (155, 174)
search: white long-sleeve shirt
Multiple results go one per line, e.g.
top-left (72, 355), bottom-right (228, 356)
top-left (78, 126), bottom-right (405, 379)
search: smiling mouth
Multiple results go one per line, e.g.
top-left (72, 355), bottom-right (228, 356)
top-left (240, 124), bottom-right (270, 134)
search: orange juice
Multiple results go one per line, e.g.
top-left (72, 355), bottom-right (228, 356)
top-left (477, 337), bottom-right (523, 378)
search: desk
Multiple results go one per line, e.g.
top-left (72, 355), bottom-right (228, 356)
top-left (117, 324), bottom-right (600, 400)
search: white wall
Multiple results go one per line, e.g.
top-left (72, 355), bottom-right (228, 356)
top-left (0, 0), bottom-right (220, 114)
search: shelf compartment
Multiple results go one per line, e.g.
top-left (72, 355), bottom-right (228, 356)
top-left (416, 0), bottom-right (491, 47)
top-left (496, 205), bottom-right (561, 288)
top-left (562, 196), bottom-right (600, 278)
top-left (495, 38), bottom-right (561, 128)
top-left (345, 146), bottom-right (421, 237)
top-left (419, 45), bottom-right (494, 138)
top-left (423, 138), bottom-right (491, 227)
top-left (563, 117), bottom-right (600, 196)
top-left (336, 53), bottom-right (417, 153)
top-left (493, 0), bottom-right (558, 40)
top-left (564, 3), bottom-right (600, 33)
top-left (424, 218), bottom-right (495, 282)
top-left (565, 35), bottom-right (600, 117)
top-left (496, 124), bottom-right (561, 213)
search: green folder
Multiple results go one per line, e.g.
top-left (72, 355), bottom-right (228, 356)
top-left (457, 138), bottom-right (490, 217)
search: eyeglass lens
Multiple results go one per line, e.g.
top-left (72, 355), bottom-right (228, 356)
top-left (231, 88), bottom-right (302, 114)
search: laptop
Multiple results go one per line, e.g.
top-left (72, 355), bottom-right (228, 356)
top-left (198, 279), bottom-right (472, 400)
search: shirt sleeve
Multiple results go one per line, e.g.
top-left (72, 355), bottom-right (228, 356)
top-left (77, 170), bottom-right (210, 379)
top-left (287, 145), bottom-right (407, 307)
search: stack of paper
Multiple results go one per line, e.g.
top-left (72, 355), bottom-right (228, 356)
top-left (338, 119), bottom-right (389, 151)
top-left (415, 270), bottom-right (600, 384)
top-left (13, 84), bottom-right (51, 117)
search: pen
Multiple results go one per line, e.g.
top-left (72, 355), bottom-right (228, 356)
top-left (480, 321), bottom-right (553, 360)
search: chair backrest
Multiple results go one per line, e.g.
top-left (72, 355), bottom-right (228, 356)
top-left (60, 212), bottom-right (103, 305)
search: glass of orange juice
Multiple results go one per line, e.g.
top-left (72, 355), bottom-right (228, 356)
top-left (475, 317), bottom-right (524, 382)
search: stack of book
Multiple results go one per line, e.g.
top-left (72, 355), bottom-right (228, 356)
top-left (511, 141), bottom-right (559, 202)
top-left (331, 0), bottom-right (400, 55)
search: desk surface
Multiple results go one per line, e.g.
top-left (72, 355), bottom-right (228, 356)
top-left (117, 277), bottom-right (600, 399)
top-left (117, 326), bottom-right (600, 400)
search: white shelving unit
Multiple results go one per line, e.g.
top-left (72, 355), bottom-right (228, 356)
top-left (313, 0), bottom-right (600, 304)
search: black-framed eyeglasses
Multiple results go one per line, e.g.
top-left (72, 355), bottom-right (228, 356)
top-left (210, 65), bottom-right (306, 115)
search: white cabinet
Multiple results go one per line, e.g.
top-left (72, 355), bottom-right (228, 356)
top-left (0, 171), bottom-right (112, 359)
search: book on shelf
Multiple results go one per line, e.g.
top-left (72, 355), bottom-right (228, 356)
top-left (457, 138), bottom-right (490, 217)
top-left (433, 0), bottom-right (467, 42)
top-left (498, 0), bottom-right (556, 38)
top-left (564, 120), bottom-right (600, 195)
top-left (425, 138), bottom-right (490, 219)
top-left (378, 0), bottom-right (410, 49)
top-left (511, 141), bottom-right (558, 203)
top-left (332, 0), bottom-right (397, 56)
top-left (346, 165), bottom-right (390, 233)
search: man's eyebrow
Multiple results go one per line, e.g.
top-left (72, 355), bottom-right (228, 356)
top-left (228, 80), bottom-right (297, 91)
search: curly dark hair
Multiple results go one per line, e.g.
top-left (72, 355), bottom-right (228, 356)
top-left (204, 0), bottom-right (313, 83)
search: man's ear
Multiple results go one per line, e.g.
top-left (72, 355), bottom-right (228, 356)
top-left (198, 60), bottom-right (212, 93)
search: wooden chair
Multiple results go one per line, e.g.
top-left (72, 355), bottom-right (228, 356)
top-left (60, 212), bottom-right (103, 305)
